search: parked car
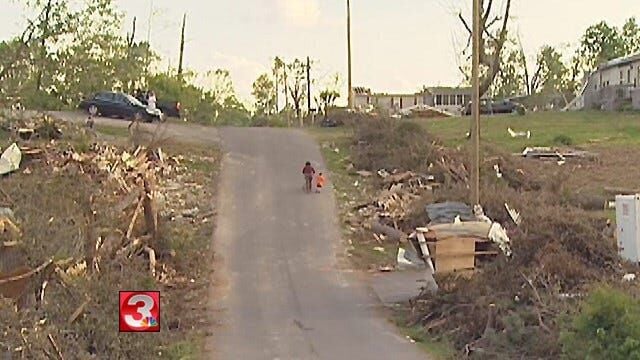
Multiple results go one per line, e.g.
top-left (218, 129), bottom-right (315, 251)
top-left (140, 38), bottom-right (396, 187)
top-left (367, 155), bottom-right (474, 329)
top-left (464, 99), bottom-right (525, 116)
top-left (320, 117), bottom-right (343, 127)
top-left (78, 91), bottom-right (164, 122)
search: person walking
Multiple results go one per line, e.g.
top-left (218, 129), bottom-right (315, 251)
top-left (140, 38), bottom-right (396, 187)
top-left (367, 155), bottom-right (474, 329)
top-left (302, 161), bottom-right (315, 193)
top-left (147, 90), bottom-right (157, 111)
top-left (315, 172), bottom-right (325, 193)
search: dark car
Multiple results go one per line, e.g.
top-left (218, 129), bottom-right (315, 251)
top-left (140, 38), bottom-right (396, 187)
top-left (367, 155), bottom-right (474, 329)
top-left (464, 99), bottom-right (525, 116)
top-left (79, 91), bottom-right (164, 122)
top-left (320, 117), bottom-right (343, 128)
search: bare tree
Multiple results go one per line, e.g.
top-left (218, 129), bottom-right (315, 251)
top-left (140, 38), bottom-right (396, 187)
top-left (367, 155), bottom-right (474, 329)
top-left (458, 0), bottom-right (513, 97)
top-left (35, 0), bottom-right (53, 91)
top-left (287, 58), bottom-right (307, 125)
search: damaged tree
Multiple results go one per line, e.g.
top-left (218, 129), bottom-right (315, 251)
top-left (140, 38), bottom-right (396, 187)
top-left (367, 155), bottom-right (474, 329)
top-left (458, 0), bottom-right (513, 97)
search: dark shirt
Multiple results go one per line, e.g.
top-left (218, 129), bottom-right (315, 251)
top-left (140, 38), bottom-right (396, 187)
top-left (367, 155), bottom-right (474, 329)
top-left (302, 165), bottom-right (315, 176)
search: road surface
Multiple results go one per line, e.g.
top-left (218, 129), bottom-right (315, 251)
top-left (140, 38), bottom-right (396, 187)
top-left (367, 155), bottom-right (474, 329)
top-left (207, 127), bottom-right (426, 360)
top-left (50, 113), bottom-right (426, 359)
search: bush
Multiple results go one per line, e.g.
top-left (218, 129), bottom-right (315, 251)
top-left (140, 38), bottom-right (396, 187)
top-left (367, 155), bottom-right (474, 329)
top-left (251, 115), bottom-right (287, 127)
top-left (561, 286), bottom-right (640, 360)
top-left (553, 134), bottom-right (574, 146)
top-left (352, 117), bottom-right (439, 173)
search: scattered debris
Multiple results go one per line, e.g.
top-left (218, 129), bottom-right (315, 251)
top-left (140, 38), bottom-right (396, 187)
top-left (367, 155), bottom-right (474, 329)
top-left (505, 203), bottom-right (522, 226)
top-left (507, 127), bottom-right (531, 139)
top-left (426, 202), bottom-right (474, 225)
top-left (355, 170), bottom-right (373, 177)
top-left (519, 146), bottom-right (596, 163)
top-left (493, 164), bottom-right (503, 178)
top-left (0, 143), bottom-right (21, 175)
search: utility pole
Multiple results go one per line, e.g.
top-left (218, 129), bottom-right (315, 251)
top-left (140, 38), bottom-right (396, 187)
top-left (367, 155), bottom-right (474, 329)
top-left (145, 0), bottom-right (154, 78)
top-left (307, 56), bottom-right (312, 116)
top-left (470, 0), bottom-right (481, 206)
top-left (347, 0), bottom-right (353, 110)
top-left (147, 0), bottom-right (153, 44)
top-left (178, 13), bottom-right (186, 79)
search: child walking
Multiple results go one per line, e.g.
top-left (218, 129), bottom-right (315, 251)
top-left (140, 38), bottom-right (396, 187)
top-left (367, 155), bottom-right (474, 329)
top-left (315, 172), bottom-right (325, 193)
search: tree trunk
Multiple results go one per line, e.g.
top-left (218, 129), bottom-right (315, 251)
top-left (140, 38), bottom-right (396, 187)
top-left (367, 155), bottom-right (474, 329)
top-left (479, 0), bottom-right (512, 97)
top-left (178, 13), bottom-right (186, 79)
top-left (36, 0), bottom-right (53, 92)
top-left (274, 73), bottom-right (279, 113)
top-left (306, 56), bottom-right (311, 115)
top-left (128, 17), bottom-right (137, 48)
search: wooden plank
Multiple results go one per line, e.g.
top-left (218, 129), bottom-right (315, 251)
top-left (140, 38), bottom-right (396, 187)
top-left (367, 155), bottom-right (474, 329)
top-left (429, 251), bottom-right (499, 258)
top-left (429, 221), bottom-right (491, 239)
top-left (432, 237), bottom-right (476, 273)
top-left (426, 237), bottom-right (490, 243)
top-left (416, 231), bottom-right (435, 273)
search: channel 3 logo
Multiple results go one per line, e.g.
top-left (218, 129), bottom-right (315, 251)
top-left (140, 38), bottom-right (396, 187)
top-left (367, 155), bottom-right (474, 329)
top-left (119, 291), bottom-right (161, 332)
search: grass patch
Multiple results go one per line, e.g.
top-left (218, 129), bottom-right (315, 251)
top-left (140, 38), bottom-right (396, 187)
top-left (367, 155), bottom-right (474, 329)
top-left (0, 128), bottom-right (10, 141)
top-left (308, 127), bottom-right (396, 268)
top-left (391, 312), bottom-right (456, 359)
top-left (418, 111), bottom-right (640, 151)
top-left (161, 338), bottom-right (201, 359)
top-left (96, 124), bottom-right (130, 138)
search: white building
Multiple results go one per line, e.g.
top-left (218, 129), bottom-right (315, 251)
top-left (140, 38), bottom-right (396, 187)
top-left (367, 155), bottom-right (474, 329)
top-left (353, 86), bottom-right (472, 115)
top-left (582, 53), bottom-right (640, 110)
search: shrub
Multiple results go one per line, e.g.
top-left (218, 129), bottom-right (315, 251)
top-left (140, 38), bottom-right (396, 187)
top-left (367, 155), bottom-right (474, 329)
top-left (561, 286), bottom-right (640, 360)
top-left (553, 134), bottom-right (573, 146)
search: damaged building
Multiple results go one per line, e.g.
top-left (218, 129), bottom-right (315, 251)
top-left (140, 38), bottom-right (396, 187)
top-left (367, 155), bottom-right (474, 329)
top-left (353, 86), bottom-right (472, 116)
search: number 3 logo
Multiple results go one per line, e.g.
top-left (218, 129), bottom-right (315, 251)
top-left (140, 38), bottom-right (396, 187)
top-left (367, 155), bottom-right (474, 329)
top-left (119, 291), bottom-right (160, 332)
top-left (124, 294), bottom-right (155, 328)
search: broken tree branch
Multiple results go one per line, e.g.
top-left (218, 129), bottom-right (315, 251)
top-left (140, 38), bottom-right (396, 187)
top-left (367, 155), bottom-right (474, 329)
top-left (143, 246), bottom-right (157, 277)
top-left (68, 298), bottom-right (90, 324)
top-left (0, 259), bottom-right (53, 285)
top-left (126, 195), bottom-right (144, 240)
top-left (47, 334), bottom-right (64, 360)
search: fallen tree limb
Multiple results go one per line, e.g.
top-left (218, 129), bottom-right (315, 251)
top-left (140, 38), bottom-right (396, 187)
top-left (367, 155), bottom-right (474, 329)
top-left (0, 258), bottom-right (53, 285)
top-left (371, 220), bottom-right (407, 242)
top-left (47, 334), bottom-right (64, 360)
top-left (126, 195), bottom-right (144, 240)
top-left (68, 298), bottom-right (90, 324)
top-left (143, 246), bottom-right (157, 277)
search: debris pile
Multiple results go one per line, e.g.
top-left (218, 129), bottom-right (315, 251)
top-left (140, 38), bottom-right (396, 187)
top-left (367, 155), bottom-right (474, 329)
top-left (0, 112), bottom-right (217, 358)
top-left (518, 146), bottom-right (597, 165)
top-left (345, 117), bottom-right (626, 358)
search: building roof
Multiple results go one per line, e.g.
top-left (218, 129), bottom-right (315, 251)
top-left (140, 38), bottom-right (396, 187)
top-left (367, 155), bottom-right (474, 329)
top-left (353, 87), bottom-right (371, 95)
top-left (599, 52), bottom-right (640, 71)
top-left (354, 85), bottom-right (471, 97)
top-left (425, 86), bottom-right (472, 95)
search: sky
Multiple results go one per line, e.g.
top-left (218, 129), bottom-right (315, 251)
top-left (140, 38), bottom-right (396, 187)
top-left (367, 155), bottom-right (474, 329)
top-left (1, 0), bottom-right (640, 105)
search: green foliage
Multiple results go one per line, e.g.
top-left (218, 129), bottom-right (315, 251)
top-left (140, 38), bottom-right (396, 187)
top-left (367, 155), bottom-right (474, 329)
top-left (0, 0), bottom-right (153, 109)
top-left (577, 18), bottom-right (640, 74)
top-left (491, 39), bottom-right (528, 99)
top-left (1, 0), bottom-right (252, 127)
top-left (553, 134), bottom-right (574, 146)
top-left (561, 286), bottom-right (640, 360)
top-left (252, 73), bottom-right (276, 116)
top-left (535, 45), bottom-right (572, 95)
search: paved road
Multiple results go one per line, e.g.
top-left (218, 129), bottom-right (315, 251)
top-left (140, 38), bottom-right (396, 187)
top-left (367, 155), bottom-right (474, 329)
top-left (206, 127), bottom-right (425, 360)
top-left (50, 113), bottom-right (426, 359)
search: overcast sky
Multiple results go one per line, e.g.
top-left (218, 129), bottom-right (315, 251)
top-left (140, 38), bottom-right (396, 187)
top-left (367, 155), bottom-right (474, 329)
top-left (1, 0), bottom-right (640, 104)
